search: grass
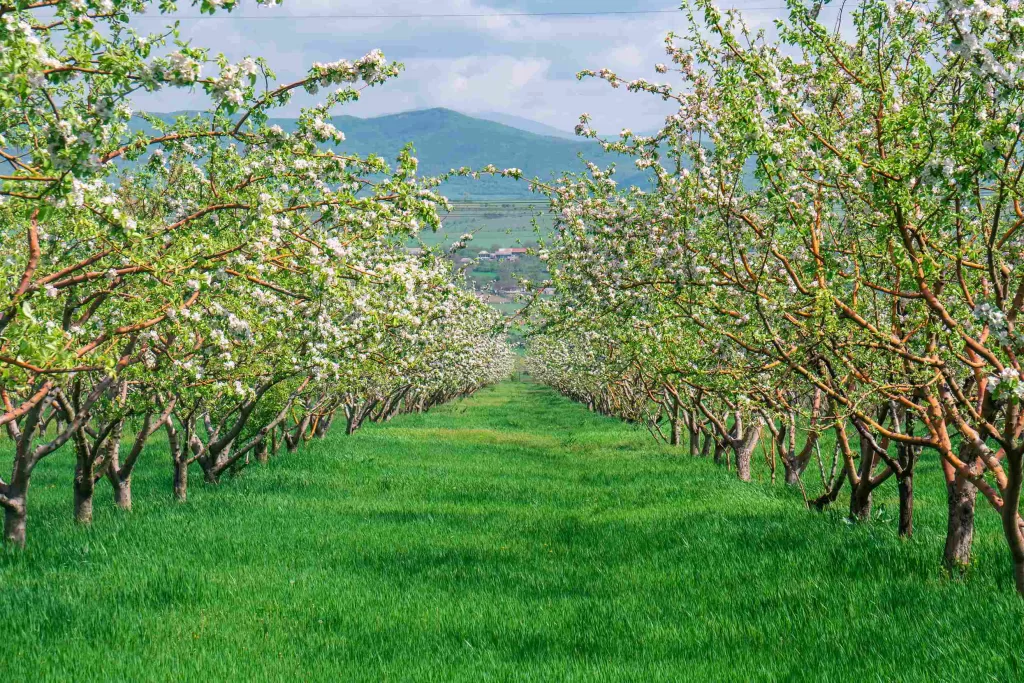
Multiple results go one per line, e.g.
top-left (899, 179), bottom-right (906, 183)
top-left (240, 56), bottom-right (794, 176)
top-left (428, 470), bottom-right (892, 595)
top-left (2, 381), bottom-right (1023, 681)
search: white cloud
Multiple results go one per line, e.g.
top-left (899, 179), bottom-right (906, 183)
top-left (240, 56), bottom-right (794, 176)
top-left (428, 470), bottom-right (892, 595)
top-left (127, 0), bottom-right (816, 135)
top-left (604, 44), bottom-right (647, 70)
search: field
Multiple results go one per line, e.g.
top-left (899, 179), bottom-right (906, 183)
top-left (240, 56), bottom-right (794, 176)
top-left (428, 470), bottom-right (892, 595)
top-left (2, 381), bottom-right (1022, 681)
top-left (413, 201), bottom-right (553, 249)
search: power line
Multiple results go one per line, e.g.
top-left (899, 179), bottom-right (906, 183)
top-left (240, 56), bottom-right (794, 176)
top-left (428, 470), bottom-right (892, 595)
top-left (132, 7), bottom-right (792, 20)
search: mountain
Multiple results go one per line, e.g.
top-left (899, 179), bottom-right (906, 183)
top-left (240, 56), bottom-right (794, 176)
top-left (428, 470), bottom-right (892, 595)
top-left (295, 108), bottom-right (650, 198)
top-left (136, 108), bottom-right (651, 198)
top-left (470, 111), bottom-right (578, 141)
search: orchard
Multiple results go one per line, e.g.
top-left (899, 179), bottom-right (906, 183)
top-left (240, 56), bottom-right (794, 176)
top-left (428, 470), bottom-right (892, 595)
top-left (3, 0), bottom-right (1024, 678)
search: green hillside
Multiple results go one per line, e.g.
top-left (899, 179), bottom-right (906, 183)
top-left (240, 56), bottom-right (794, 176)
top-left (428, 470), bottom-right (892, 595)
top-left (144, 108), bottom-right (650, 199)
top-left (314, 109), bottom-right (651, 198)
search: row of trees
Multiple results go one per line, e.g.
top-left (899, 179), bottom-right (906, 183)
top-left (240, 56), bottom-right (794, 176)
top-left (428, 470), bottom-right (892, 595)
top-left (526, 0), bottom-right (1024, 592)
top-left (0, 1), bottom-right (514, 546)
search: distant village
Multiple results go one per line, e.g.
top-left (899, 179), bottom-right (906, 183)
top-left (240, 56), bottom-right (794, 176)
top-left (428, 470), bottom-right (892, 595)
top-left (405, 245), bottom-right (554, 300)
top-left (405, 246), bottom-right (528, 263)
top-left (476, 247), bottom-right (529, 261)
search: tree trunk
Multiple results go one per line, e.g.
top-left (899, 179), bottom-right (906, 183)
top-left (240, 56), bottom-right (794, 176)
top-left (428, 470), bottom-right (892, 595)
top-left (668, 396), bottom-right (681, 447)
top-left (104, 419), bottom-right (132, 510)
top-left (735, 441), bottom-right (754, 482)
top-left (687, 416), bottom-right (699, 457)
top-left (733, 416), bottom-right (762, 483)
top-left (1001, 450), bottom-right (1024, 596)
top-left (1002, 508), bottom-right (1024, 596)
top-left (850, 431), bottom-right (876, 520)
top-left (173, 459), bottom-right (188, 502)
top-left (942, 442), bottom-right (981, 571)
top-left (897, 472), bottom-right (913, 537)
top-left (287, 413), bottom-right (311, 452)
top-left (71, 423), bottom-right (96, 525)
top-left (112, 477), bottom-right (132, 511)
top-left (849, 483), bottom-right (872, 521)
top-left (943, 474), bottom-right (977, 571)
top-left (345, 406), bottom-right (362, 436)
top-left (700, 432), bottom-right (712, 458)
top-left (255, 440), bottom-right (269, 465)
top-left (3, 492), bottom-right (27, 547)
top-left (780, 415), bottom-right (809, 487)
top-left (783, 461), bottom-right (801, 486)
top-left (73, 462), bottom-right (94, 524)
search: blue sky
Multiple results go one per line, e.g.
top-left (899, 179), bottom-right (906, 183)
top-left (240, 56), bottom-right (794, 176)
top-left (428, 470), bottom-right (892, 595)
top-left (135, 1), bottom-right (801, 133)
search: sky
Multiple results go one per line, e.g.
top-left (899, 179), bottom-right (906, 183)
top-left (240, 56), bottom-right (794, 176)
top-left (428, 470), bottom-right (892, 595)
top-left (131, 0), bottom-right (822, 134)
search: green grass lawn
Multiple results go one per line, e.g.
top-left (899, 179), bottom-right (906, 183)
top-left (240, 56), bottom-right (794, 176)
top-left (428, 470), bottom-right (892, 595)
top-left (2, 382), bottom-right (1023, 681)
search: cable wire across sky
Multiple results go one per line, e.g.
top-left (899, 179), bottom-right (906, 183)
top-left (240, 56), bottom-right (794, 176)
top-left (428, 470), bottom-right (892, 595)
top-left (134, 7), bottom-right (794, 20)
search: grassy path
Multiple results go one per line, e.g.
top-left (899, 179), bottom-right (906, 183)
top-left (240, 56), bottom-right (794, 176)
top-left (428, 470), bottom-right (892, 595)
top-left (2, 381), bottom-right (1023, 681)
